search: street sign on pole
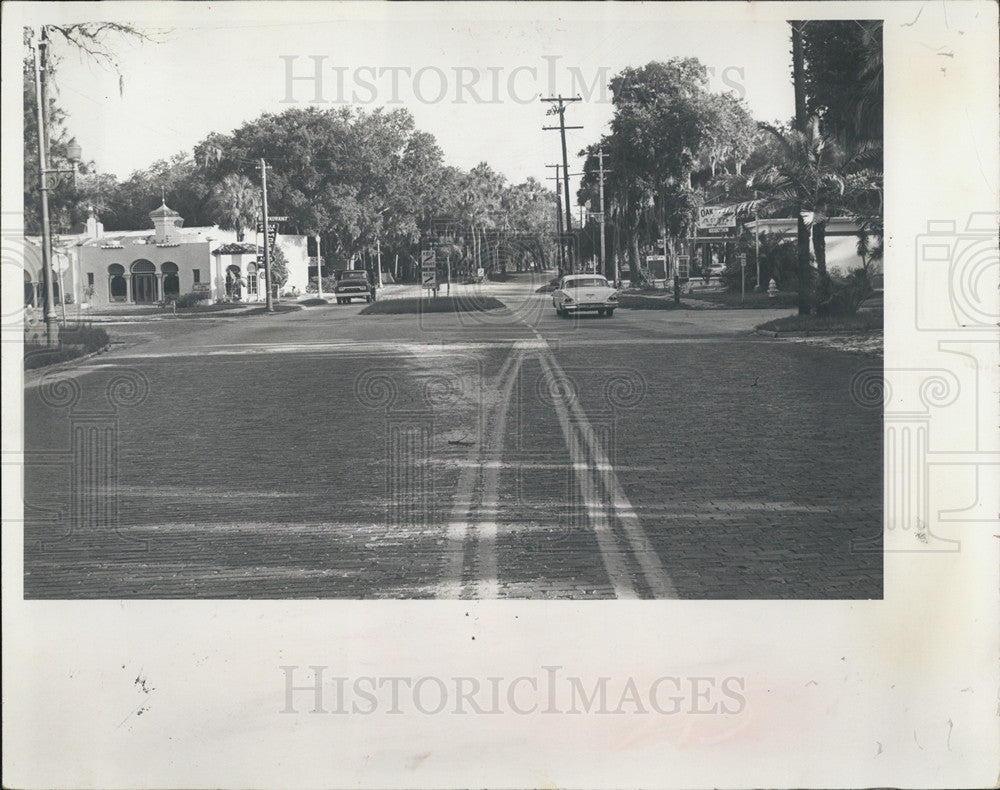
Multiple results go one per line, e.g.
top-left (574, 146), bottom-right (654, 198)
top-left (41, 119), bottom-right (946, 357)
top-left (421, 249), bottom-right (437, 291)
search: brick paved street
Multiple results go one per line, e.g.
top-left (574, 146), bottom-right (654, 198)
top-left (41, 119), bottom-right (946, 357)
top-left (23, 274), bottom-right (881, 598)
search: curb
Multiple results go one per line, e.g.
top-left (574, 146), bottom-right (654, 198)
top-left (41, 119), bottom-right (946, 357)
top-left (754, 328), bottom-right (884, 338)
top-left (83, 305), bottom-right (303, 322)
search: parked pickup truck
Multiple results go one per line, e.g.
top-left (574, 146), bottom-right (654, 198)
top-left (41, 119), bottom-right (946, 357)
top-left (333, 270), bottom-right (375, 304)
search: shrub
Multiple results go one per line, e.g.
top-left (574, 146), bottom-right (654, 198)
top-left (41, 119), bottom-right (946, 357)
top-left (723, 232), bottom-right (803, 293)
top-left (306, 276), bottom-right (339, 294)
top-left (173, 291), bottom-right (210, 308)
top-left (815, 268), bottom-right (875, 317)
top-left (58, 324), bottom-right (110, 352)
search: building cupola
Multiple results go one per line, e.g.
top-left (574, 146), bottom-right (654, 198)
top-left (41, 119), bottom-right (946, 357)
top-left (150, 201), bottom-right (183, 243)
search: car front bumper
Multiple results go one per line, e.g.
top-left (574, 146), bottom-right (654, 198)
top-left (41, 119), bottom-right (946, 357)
top-left (558, 300), bottom-right (617, 312)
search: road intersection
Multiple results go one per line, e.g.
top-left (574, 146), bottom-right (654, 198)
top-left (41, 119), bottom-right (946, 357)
top-left (23, 273), bottom-right (882, 598)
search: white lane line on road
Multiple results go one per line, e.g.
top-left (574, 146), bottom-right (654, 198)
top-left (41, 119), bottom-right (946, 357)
top-left (536, 352), bottom-right (639, 600)
top-left (543, 348), bottom-right (678, 599)
top-left (473, 346), bottom-right (526, 600)
top-left (438, 345), bottom-right (523, 599)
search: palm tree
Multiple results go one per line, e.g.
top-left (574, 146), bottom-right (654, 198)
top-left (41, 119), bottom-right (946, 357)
top-left (212, 174), bottom-right (261, 242)
top-left (731, 118), bottom-right (853, 311)
top-left (734, 117), bottom-right (883, 313)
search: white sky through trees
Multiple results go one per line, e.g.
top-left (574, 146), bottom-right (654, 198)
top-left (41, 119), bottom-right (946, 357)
top-left (39, 6), bottom-right (795, 185)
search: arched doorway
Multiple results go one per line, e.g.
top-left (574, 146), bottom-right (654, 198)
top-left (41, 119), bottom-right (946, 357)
top-left (161, 262), bottom-right (180, 299)
top-left (130, 260), bottom-right (157, 303)
top-left (225, 264), bottom-right (242, 300)
top-left (108, 264), bottom-right (127, 302)
top-left (24, 271), bottom-right (35, 306)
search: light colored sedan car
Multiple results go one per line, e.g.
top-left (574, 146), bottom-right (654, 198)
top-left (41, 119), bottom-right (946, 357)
top-left (552, 274), bottom-right (619, 317)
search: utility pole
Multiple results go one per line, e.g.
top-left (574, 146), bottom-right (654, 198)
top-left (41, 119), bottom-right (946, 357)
top-left (596, 147), bottom-right (613, 283)
top-left (542, 95), bottom-right (582, 273)
top-left (315, 234), bottom-right (323, 299)
top-left (259, 159), bottom-right (274, 313)
top-left (754, 190), bottom-right (761, 291)
top-left (33, 28), bottom-right (58, 347)
top-left (546, 164), bottom-right (566, 275)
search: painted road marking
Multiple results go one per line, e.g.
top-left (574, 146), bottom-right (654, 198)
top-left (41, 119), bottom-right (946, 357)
top-left (472, 347), bottom-right (525, 599)
top-left (438, 345), bottom-right (522, 599)
top-left (541, 347), bottom-right (678, 599)
top-left (536, 352), bottom-right (639, 599)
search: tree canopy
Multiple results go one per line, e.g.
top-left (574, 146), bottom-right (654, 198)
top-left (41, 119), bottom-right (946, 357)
top-left (578, 58), bottom-right (757, 281)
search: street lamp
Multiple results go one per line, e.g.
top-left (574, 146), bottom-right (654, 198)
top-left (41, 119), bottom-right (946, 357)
top-left (32, 27), bottom-right (81, 347)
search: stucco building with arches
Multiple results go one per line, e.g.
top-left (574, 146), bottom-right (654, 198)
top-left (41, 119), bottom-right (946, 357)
top-left (25, 202), bottom-right (310, 308)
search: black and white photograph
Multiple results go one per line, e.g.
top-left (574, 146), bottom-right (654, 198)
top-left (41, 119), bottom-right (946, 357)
top-left (19, 12), bottom-right (887, 601)
top-left (3, 1), bottom-right (997, 787)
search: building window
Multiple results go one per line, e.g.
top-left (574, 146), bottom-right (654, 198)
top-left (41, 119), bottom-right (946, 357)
top-left (87, 273), bottom-right (95, 286)
top-left (161, 262), bottom-right (180, 299)
top-left (108, 264), bottom-right (127, 302)
top-left (193, 269), bottom-right (200, 283)
top-left (246, 263), bottom-right (258, 295)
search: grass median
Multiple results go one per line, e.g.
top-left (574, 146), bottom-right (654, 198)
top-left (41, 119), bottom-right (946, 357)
top-left (359, 295), bottom-right (506, 315)
top-left (684, 290), bottom-right (800, 309)
top-left (757, 310), bottom-right (883, 334)
top-left (24, 324), bottom-right (111, 370)
top-left (615, 293), bottom-right (687, 310)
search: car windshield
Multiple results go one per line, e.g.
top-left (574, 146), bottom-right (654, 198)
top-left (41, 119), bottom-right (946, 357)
top-left (338, 273), bottom-right (368, 281)
top-left (564, 277), bottom-right (607, 288)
